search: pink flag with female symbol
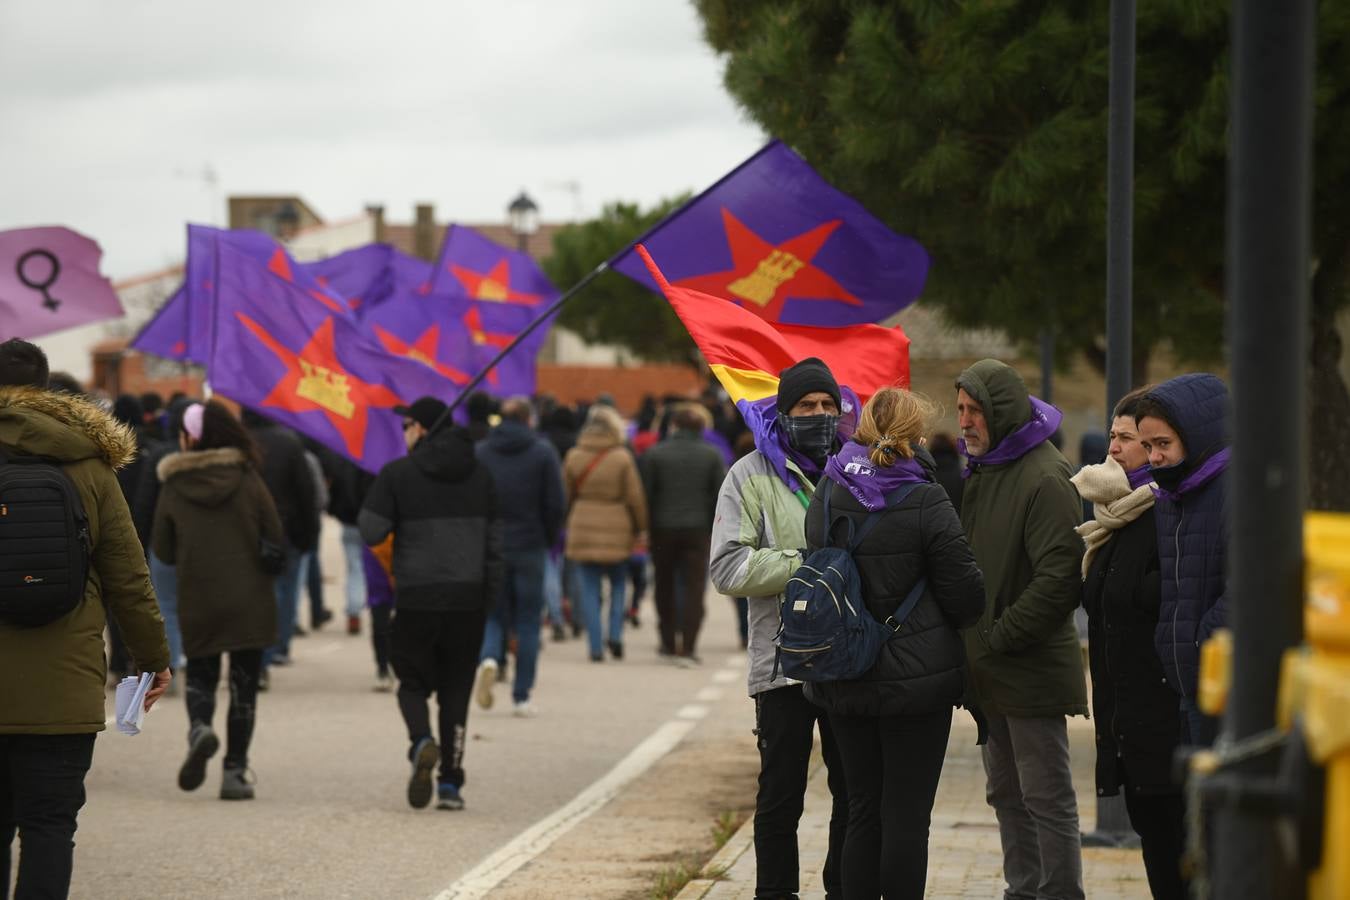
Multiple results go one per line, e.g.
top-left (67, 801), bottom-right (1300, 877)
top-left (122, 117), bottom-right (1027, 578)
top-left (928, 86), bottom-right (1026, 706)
top-left (0, 227), bottom-right (125, 340)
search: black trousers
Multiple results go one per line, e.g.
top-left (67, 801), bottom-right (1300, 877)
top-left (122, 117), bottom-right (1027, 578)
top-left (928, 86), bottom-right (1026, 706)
top-left (1120, 765), bottom-right (1189, 900)
top-left (391, 607), bottom-right (486, 788)
top-left (0, 732), bottom-right (96, 900)
top-left (185, 649), bottom-right (264, 770)
top-left (829, 708), bottom-right (952, 900)
top-left (651, 529), bottom-right (710, 656)
top-left (753, 685), bottom-right (848, 899)
top-left (370, 603), bottom-right (393, 676)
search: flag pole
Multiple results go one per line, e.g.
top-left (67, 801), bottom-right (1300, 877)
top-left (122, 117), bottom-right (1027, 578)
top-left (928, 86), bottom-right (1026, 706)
top-left (428, 261), bottom-right (609, 430)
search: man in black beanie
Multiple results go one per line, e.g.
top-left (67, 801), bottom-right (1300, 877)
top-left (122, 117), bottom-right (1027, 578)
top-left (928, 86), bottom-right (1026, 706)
top-left (710, 356), bottom-right (848, 899)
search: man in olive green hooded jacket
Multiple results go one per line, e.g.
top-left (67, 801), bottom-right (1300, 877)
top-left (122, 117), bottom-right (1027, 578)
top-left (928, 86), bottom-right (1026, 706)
top-left (0, 339), bottom-right (171, 899)
top-left (956, 358), bottom-right (1087, 900)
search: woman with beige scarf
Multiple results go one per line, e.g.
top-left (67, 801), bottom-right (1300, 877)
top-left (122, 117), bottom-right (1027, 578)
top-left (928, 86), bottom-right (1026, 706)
top-left (1070, 389), bottom-right (1188, 900)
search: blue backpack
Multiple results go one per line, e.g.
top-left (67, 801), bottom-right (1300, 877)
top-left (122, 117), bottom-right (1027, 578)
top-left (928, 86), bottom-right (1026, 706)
top-left (774, 480), bottom-right (927, 683)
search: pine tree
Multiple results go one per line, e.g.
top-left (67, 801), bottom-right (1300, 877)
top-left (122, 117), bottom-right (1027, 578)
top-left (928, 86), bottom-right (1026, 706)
top-left (695, 0), bottom-right (1350, 508)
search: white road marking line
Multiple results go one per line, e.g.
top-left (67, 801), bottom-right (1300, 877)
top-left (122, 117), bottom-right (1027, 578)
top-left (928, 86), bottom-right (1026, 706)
top-left (434, 718), bottom-right (697, 900)
top-left (696, 687), bottom-right (723, 702)
top-left (675, 704), bottom-right (709, 720)
top-left (712, 669), bottom-right (738, 684)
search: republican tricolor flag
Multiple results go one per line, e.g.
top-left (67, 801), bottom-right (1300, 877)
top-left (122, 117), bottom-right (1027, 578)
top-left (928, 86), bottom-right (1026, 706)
top-left (634, 245), bottom-right (909, 407)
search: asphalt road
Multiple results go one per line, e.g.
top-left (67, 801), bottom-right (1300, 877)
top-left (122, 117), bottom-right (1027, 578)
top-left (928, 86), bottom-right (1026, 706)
top-left (65, 525), bottom-right (755, 900)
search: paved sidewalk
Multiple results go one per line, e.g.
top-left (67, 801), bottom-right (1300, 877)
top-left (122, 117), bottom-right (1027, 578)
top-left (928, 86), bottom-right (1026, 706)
top-left (679, 714), bottom-right (1151, 899)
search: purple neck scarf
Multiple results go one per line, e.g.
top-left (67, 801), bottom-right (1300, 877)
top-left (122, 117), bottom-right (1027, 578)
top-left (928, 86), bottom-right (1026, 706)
top-left (1152, 448), bottom-right (1230, 502)
top-left (1126, 464), bottom-right (1154, 490)
top-left (824, 441), bottom-right (928, 511)
top-left (959, 396), bottom-right (1063, 478)
top-left (740, 387), bottom-right (861, 495)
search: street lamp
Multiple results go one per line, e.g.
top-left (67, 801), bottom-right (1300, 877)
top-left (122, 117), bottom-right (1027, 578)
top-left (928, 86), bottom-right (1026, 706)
top-left (275, 201), bottom-right (301, 242)
top-left (507, 190), bottom-right (539, 252)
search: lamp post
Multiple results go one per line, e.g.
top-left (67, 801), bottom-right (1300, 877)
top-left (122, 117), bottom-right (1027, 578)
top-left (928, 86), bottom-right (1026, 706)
top-left (275, 202), bottom-right (300, 242)
top-left (507, 190), bottom-right (539, 253)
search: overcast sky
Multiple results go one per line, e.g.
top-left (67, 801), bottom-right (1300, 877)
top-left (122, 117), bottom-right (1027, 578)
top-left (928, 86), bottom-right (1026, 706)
top-left (0, 0), bottom-right (765, 280)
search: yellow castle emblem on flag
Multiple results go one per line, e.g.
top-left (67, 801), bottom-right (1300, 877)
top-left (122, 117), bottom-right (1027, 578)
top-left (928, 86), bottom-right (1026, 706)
top-left (297, 359), bottom-right (356, 419)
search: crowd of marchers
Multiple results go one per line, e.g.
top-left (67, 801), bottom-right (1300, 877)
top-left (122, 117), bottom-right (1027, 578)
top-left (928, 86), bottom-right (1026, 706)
top-left (0, 334), bottom-right (1228, 900)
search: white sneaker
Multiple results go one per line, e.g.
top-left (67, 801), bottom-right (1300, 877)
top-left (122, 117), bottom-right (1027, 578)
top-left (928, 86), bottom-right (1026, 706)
top-left (373, 672), bottom-right (395, 693)
top-left (474, 659), bottom-right (498, 710)
top-left (512, 700), bottom-right (537, 718)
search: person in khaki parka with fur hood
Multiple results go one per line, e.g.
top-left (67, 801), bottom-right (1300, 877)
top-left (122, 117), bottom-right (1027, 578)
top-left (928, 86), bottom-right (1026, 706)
top-left (0, 339), bottom-right (170, 899)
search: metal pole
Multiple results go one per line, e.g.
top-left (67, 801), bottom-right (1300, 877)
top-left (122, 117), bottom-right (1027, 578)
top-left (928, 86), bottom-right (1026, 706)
top-left (1039, 329), bottom-right (1054, 404)
top-left (1105, 0), bottom-right (1135, 419)
top-left (1085, 0), bottom-right (1138, 847)
top-left (1214, 0), bottom-right (1314, 896)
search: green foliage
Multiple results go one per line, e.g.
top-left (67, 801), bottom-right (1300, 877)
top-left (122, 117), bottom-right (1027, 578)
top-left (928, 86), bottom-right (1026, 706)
top-left (693, 0), bottom-right (1350, 368)
top-left (543, 196), bottom-right (698, 363)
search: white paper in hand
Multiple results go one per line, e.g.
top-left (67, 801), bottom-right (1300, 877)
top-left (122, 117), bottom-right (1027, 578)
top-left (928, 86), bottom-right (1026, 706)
top-left (114, 672), bottom-right (154, 736)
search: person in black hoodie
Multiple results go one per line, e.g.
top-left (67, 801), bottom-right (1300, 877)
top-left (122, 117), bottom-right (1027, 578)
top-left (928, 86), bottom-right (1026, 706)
top-left (242, 409), bottom-right (318, 673)
top-left (472, 396), bottom-right (565, 715)
top-left (803, 388), bottom-right (985, 900)
top-left (1072, 388), bottom-right (1187, 899)
top-left (359, 396), bottom-right (501, 812)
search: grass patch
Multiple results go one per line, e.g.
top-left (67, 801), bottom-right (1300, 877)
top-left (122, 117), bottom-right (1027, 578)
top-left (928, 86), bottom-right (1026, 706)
top-left (646, 809), bottom-right (745, 899)
top-left (710, 809), bottom-right (748, 850)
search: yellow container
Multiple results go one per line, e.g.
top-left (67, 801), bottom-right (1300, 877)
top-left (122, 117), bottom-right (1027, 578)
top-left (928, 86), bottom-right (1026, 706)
top-left (1301, 512), bottom-right (1350, 900)
top-left (1198, 629), bottom-right (1233, 717)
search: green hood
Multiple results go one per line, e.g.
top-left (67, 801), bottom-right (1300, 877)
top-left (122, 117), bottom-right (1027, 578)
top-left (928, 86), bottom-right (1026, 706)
top-left (956, 359), bottom-right (1033, 452)
top-left (0, 386), bottom-right (136, 467)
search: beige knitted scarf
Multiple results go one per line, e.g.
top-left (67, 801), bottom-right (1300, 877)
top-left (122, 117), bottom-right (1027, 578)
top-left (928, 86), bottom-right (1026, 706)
top-left (1070, 457), bottom-right (1155, 579)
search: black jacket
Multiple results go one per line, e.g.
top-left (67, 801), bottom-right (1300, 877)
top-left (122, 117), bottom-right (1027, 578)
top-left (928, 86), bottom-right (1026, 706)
top-left (475, 421), bottom-right (565, 552)
top-left (132, 437), bottom-right (177, 555)
top-left (1150, 374), bottom-right (1230, 701)
top-left (640, 430), bottom-right (726, 532)
top-left (359, 426), bottom-right (502, 612)
top-left (803, 454), bottom-right (986, 718)
top-left (321, 449), bottom-right (375, 526)
top-left (1084, 511), bottom-right (1181, 795)
top-left (248, 420), bottom-right (320, 553)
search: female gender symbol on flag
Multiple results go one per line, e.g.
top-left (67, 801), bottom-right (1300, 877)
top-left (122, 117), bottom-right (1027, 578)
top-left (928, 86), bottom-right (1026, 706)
top-left (0, 227), bottom-right (124, 339)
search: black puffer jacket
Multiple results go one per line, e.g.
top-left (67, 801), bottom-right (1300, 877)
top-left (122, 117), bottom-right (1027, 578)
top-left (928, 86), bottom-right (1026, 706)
top-left (1148, 374), bottom-right (1230, 700)
top-left (358, 426), bottom-right (502, 612)
top-left (803, 453), bottom-right (986, 718)
top-left (1084, 510), bottom-right (1180, 795)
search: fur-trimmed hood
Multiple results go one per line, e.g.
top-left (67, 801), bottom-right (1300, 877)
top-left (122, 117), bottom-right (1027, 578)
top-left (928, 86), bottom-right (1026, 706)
top-left (158, 447), bottom-right (248, 507)
top-left (0, 385), bottom-right (138, 469)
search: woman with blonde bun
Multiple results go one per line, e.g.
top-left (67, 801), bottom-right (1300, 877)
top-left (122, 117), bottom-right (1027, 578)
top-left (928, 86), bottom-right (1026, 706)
top-left (803, 387), bottom-right (985, 900)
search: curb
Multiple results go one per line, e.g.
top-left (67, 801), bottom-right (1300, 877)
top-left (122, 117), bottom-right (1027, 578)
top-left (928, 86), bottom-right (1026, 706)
top-left (673, 810), bottom-right (755, 899)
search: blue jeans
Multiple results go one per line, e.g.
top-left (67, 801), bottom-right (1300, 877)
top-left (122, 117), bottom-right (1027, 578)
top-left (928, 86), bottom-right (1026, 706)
top-left (265, 548), bottom-right (303, 666)
top-left (479, 549), bottom-right (547, 703)
top-left (576, 562), bottom-right (627, 659)
top-left (149, 552), bottom-right (183, 670)
top-left (340, 524), bottom-right (367, 617)
top-left (543, 553), bottom-right (565, 627)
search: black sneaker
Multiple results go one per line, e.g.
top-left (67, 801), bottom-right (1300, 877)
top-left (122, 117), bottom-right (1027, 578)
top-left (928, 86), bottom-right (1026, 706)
top-left (436, 782), bottom-right (465, 811)
top-left (608, 640), bottom-right (624, 661)
top-left (178, 724), bottom-right (220, 792)
top-left (407, 737), bottom-right (439, 809)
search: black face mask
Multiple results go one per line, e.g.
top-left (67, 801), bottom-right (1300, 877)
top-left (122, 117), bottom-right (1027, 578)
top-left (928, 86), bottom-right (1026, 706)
top-left (779, 412), bottom-right (840, 464)
top-left (1149, 459), bottom-right (1189, 493)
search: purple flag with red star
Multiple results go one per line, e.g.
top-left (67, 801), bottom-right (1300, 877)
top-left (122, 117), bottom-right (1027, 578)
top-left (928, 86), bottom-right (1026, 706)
top-left (610, 140), bottom-right (929, 326)
top-left (427, 224), bottom-right (559, 307)
top-left (207, 241), bottom-right (455, 473)
top-left (306, 243), bottom-right (434, 314)
top-left (132, 226), bottom-right (351, 364)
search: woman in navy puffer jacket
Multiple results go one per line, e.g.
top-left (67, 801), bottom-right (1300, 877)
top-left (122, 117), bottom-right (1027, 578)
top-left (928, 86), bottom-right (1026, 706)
top-left (1135, 374), bottom-right (1230, 746)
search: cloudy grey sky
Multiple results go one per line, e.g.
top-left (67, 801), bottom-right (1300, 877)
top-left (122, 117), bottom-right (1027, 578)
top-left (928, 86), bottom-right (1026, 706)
top-left (0, 0), bottom-right (764, 279)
